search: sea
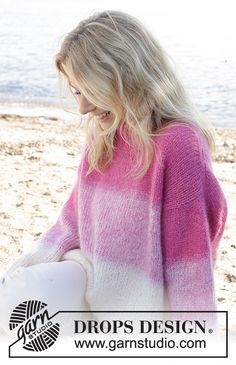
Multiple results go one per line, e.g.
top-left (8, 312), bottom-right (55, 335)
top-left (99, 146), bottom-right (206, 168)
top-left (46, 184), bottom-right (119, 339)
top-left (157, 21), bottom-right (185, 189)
top-left (0, 0), bottom-right (235, 128)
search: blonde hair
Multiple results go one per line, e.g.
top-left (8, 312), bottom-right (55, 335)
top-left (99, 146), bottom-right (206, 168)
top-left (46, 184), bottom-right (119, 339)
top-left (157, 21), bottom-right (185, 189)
top-left (54, 9), bottom-right (216, 179)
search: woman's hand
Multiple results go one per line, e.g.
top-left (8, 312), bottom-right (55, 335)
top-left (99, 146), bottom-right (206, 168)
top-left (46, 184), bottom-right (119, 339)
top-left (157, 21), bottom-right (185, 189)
top-left (6, 241), bottom-right (62, 275)
top-left (7, 252), bottom-right (34, 273)
top-left (6, 249), bottom-right (43, 275)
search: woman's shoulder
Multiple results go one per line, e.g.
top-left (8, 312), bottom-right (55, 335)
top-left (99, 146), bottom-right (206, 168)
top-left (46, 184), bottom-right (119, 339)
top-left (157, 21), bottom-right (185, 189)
top-left (153, 120), bottom-right (208, 159)
top-left (154, 120), bottom-right (201, 142)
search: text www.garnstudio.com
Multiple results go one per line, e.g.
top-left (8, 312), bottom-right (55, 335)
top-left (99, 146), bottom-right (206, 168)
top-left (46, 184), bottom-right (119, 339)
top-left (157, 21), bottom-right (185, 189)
top-left (74, 337), bottom-right (206, 351)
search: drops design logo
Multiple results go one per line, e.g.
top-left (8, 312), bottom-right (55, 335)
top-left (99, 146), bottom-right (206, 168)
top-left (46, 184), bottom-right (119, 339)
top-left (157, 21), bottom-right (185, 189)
top-left (9, 300), bottom-right (60, 352)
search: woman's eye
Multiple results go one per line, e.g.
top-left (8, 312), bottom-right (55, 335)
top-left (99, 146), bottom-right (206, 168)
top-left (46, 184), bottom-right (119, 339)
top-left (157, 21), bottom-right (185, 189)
top-left (71, 87), bottom-right (81, 96)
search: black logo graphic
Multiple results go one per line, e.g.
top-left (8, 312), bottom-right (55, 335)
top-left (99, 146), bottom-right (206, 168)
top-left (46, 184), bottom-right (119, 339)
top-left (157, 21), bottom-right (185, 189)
top-left (9, 300), bottom-right (60, 352)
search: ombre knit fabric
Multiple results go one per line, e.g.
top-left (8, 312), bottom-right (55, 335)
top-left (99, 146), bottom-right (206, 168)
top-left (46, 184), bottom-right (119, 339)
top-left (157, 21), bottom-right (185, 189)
top-left (14, 122), bottom-right (228, 320)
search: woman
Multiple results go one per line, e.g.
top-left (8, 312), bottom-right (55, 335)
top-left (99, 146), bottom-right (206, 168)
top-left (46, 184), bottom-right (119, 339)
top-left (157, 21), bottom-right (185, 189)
top-left (0, 10), bottom-right (227, 336)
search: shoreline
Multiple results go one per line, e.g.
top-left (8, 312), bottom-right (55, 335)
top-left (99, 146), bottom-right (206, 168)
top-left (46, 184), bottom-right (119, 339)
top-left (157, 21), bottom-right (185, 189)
top-left (0, 113), bottom-right (235, 334)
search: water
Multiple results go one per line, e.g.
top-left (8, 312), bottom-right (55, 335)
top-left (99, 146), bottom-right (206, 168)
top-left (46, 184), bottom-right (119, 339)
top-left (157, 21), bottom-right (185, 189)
top-left (0, 0), bottom-right (235, 128)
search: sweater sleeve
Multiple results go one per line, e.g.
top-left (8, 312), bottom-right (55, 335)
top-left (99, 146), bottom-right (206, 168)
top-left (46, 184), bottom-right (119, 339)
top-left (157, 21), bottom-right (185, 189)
top-left (32, 146), bottom-right (90, 263)
top-left (161, 125), bottom-right (228, 317)
top-left (7, 146), bottom-right (91, 273)
top-left (32, 167), bottom-right (80, 262)
top-left (6, 165), bottom-right (81, 273)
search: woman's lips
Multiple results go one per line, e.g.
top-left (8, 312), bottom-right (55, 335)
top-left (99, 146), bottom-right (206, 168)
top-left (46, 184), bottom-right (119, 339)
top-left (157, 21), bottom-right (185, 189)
top-left (95, 111), bottom-right (111, 120)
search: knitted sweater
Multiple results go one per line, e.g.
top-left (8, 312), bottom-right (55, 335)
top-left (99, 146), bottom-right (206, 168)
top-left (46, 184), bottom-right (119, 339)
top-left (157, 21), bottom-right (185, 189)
top-left (21, 122), bottom-right (228, 319)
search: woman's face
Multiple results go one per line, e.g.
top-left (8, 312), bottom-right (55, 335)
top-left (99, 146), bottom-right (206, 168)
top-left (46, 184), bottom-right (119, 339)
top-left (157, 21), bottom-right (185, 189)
top-left (70, 84), bottom-right (115, 130)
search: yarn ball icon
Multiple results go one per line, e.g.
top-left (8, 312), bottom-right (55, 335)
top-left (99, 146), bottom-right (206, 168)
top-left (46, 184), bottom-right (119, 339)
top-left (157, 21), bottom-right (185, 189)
top-left (9, 300), bottom-right (60, 351)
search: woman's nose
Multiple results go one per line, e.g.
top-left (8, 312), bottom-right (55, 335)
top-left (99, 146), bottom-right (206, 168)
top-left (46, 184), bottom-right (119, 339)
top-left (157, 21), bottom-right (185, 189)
top-left (78, 94), bottom-right (95, 115)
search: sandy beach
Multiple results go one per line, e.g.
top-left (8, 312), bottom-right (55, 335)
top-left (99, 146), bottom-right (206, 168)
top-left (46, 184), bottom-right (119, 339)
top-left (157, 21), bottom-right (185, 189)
top-left (0, 113), bottom-right (235, 335)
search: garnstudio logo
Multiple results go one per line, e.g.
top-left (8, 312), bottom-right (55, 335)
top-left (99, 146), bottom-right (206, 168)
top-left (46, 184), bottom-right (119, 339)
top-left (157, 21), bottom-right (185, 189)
top-left (9, 300), bottom-right (60, 352)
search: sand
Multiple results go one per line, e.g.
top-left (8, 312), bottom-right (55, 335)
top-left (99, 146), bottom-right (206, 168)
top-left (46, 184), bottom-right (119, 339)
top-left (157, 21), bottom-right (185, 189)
top-left (0, 113), bottom-right (235, 335)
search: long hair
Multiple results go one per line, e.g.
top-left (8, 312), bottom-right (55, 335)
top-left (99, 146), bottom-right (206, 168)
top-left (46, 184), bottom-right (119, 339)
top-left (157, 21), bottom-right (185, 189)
top-left (54, 9), bottom-right (216, 179)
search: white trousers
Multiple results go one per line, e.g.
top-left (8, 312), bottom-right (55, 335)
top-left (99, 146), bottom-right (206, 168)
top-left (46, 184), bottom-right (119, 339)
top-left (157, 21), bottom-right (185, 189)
top-left (0, 260), bottom-right (88, 339)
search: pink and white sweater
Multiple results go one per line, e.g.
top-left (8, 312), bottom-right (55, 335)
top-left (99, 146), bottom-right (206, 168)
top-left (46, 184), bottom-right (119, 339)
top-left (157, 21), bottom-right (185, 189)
top-left (23, 122), bottom-right (228, 317)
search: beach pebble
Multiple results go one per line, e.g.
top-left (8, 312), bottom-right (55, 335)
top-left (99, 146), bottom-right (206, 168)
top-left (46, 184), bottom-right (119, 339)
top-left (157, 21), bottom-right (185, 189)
top-left (217, 297), bottom-right (226, 302)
